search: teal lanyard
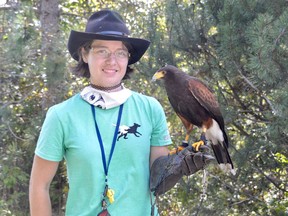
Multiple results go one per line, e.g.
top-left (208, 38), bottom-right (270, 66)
top-left (91, 104), bottom-right (124, 181)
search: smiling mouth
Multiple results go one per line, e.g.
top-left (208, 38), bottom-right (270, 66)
top-left (103, 69), bottom-right (118, 74)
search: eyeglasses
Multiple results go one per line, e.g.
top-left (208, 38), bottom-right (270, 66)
top-left (90, 47), bottom-right (130, 60)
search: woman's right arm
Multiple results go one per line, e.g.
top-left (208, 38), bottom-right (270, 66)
top-left (29, 155), bottom-right (59, 216)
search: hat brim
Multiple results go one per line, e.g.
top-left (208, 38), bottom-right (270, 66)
top-left (68, 30), bottom-right (150, 65)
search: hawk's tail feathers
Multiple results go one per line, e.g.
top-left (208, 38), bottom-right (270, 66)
top-left (211, 143), bottom-right (236, 175)
top-left (219, 163), bottom-right (236, 175)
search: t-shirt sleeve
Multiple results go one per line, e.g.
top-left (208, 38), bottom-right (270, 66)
top-left (35, 106), bottom-right (65, 162)
top-left (149, 98), bottom-right (172, 147)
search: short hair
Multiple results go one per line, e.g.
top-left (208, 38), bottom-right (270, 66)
top-left (70, 40), bottom-right (134, 79)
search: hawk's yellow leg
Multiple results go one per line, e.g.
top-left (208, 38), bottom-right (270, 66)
top-left (192, 128), bottom-right (207, 151)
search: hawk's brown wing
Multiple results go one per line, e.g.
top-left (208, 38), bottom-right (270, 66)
top-left (188, 78), bottom-right (224, 128)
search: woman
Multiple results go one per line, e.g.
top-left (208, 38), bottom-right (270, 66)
top-left (29, 9), bottom-right (212, 216)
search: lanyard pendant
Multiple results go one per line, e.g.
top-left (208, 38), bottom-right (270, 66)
top-left (106, 188), bottom-right (115, 204)
top-left (103, 184), bottom-right (115, 204)
top-left (99, 186), bottom-right (111, 216)
top-left (101, 198), bottom-right (107, 210)
top-left (97, 209), bottom-right (110, 216)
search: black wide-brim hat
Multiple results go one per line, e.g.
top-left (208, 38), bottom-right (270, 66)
top-left (68, 9), bottom-right (150, 65)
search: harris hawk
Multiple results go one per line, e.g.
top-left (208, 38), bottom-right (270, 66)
top-left (152, 65), bottom-right (235, 175)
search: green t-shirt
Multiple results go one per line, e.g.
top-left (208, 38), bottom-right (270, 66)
top-left (35, 91), bottom-right (172, 216)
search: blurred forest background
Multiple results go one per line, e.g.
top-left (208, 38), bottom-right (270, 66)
top-left (0, 0), bottom-right (287, 215)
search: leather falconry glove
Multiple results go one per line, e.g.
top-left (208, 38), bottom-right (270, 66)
top-left (150, 145), bottom-right (214, 196)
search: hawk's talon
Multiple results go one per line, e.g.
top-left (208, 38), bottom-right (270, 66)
top-left (191, 140), bottom-right (205, 152)
top-left (169, 146), bottom-right (184, 155)
top-left (169, 141), bottom-right (189, 155)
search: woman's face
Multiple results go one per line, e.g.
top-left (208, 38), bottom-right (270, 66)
top-left (82, 40), bottom-right (129, 87)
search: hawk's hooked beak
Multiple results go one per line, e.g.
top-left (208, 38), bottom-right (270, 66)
top-left (152, 71), bottom-right (166, 82)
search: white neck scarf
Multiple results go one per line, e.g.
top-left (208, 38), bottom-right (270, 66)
top-left (80, 84), bottom-right (132, 109)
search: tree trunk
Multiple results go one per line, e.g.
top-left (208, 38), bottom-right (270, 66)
top-left (39, 0), bottom-right (65, 110)
top-left (40, 0), bottom-right (60, 55)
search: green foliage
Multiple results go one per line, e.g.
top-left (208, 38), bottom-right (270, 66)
top-left (1, 0), bottom-right (287, 215)
top-left (150, 0), bottom-right (288, 215)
